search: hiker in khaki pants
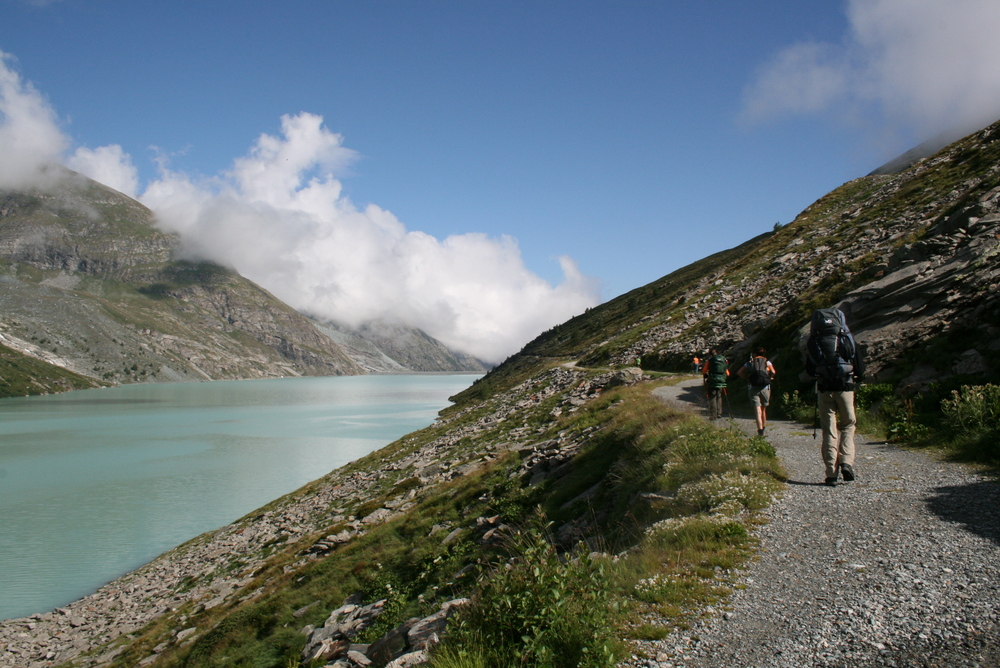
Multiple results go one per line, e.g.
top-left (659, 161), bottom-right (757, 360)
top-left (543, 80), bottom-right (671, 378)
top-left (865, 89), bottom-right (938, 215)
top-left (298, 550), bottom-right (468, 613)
top-left (805, 307), bottom-right (867, 486)
top-left (817, 390), bottom-right (857, 483)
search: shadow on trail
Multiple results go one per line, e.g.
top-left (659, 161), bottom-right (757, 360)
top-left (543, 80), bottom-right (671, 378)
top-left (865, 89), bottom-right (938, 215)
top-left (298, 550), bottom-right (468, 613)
top-left (675, 383), bottom-right (707, 407)
top-left (785, 479), bottom-right (830, 487)
top-left (925, 479), bottom-right (1000, 546)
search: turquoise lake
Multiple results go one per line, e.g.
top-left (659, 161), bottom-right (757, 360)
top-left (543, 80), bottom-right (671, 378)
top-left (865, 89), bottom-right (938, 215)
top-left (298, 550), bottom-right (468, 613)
top-left (0, 374), bottom-right (477, 621)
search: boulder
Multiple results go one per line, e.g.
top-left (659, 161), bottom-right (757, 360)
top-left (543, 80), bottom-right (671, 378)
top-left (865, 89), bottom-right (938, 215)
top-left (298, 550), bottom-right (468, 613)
top-left (386, 650), bottom-right (429, 668)
top-left (367, 619), bottom-right (418, 665)
top-left (407, 599), bottom-right (469, 652)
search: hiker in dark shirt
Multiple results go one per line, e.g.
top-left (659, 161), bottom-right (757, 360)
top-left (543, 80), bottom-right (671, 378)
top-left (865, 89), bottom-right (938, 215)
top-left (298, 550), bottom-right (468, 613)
top-left (805, 308), bottom-right (866, 486)
top-left (738, 347), bottom-right (776, 436)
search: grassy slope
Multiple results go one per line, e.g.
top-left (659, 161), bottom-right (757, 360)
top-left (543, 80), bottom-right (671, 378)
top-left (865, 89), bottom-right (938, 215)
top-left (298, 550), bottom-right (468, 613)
top-left (0, 342), bottom-right (103, 397)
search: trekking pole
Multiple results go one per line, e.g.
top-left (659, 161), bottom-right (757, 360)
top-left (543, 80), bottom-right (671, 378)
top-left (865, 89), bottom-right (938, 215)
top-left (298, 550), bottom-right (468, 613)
top-left (812, 382), bottom-right (819, 439)
top-left (724, 387), bottom-right (733, 421)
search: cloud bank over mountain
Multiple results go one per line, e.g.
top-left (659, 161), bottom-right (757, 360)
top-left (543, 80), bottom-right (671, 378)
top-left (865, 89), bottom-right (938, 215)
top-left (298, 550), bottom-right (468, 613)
top-left (141, 113), bottom-right (600, 363)
top-left (0, 52), bottom-right (598, 363)
top-left (742, 0), bottom-right (1000, 142)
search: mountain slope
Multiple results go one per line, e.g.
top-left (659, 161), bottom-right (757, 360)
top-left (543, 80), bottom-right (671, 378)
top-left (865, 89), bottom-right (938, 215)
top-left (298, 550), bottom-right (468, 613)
top-left (463, 118), bottom-right (1000, 404)
top-left (0, 171), bottom-right (485, 396)
top-left (315, 320), bottom-right (488, 374)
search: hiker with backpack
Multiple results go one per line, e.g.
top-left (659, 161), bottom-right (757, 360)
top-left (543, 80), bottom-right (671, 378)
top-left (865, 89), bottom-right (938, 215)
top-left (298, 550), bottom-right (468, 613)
top-left (701, 347), bottom-right (729, 420)
top-left (805, 308), bottom-right (866, 487)
top-left (738, 347), bottom-right (776, 436)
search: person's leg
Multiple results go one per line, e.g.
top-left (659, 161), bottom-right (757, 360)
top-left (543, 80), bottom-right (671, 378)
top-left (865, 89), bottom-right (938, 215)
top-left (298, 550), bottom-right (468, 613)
top-left (760, 386), bottom-right (770, 430)
top-left (835, 391), bottom-right (857, 479)
top-left (749, 390), bottom-right (764, 431)
top-left (711, 389), bottom-right (723, 419)
top-left (817, 391), bottom-right (840, 480)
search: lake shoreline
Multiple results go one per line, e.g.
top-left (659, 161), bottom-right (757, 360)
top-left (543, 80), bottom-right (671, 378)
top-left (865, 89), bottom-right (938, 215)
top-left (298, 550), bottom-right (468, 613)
top-left (0, 363), bottom-right (501, 668)
top-left (0, 376), bottom-right (479, 645)
top-left (0, 432), bottom-right (406, 666)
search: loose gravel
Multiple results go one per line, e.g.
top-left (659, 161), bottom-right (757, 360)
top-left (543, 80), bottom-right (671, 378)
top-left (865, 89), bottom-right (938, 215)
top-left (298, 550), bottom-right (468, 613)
top-left (630, 379), bottom-right (1000, 668)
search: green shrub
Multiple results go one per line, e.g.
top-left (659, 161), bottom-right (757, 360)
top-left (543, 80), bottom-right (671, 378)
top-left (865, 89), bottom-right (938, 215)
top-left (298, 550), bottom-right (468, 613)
top-left (356, 564), bottom-right (410, 643)
top-left (777, 390), bottom-right (813, 423)
top-left (939, 384), bottom-right (1000, 462)
top-left (941, 384), bottom-right (1000, 434)
top-left (855, 383), bottom-right (894, 412)
top-left (440, 529), bottom-right (622, 668)
top-left (882, 397), bottom-right (931, 443)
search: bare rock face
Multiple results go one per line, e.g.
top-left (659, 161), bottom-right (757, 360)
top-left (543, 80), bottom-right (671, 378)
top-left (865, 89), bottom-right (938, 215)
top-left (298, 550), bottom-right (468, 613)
top-left (0, 172), bottom-right (367, 384)
top-left (840, 189), bottom-right (1000, 385)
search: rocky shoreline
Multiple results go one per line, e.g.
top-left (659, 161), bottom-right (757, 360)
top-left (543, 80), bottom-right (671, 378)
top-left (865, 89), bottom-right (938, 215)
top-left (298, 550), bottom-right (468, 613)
top-left (0, 366), bottom-right (644, 668)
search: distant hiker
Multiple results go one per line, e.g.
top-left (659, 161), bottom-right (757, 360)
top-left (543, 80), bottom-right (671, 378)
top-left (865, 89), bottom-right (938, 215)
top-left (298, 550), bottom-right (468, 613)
top-left (738, 347), bottom-right (776, 436)
top-left (805, 307), bottom-right (866, 487)
top-left (692, 355), bottom-right (701, 374)
top-left (701, 348), bottom-right (729, 420)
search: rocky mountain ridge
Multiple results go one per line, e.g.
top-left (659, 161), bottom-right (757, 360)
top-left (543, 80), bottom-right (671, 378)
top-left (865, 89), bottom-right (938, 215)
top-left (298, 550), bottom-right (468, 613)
top-left (0, 172), bottom-right (485, 396)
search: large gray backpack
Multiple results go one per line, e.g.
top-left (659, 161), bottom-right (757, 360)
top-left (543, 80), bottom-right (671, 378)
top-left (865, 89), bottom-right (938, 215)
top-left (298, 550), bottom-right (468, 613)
top-left (807, 308), bottom-right (855, 383)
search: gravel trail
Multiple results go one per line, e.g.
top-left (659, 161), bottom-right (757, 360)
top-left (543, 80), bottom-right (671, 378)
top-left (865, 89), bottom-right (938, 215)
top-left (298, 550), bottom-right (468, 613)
top-left (634, 378), bottom-right (1000, 668)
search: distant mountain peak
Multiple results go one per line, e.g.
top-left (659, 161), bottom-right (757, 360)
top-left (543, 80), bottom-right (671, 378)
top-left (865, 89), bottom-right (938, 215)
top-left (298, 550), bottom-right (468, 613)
top-left (0, 172), bottom-right (483, 397)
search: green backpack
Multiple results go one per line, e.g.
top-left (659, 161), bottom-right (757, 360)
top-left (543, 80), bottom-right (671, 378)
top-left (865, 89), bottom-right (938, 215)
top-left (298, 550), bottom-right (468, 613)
top-left (706, 354), bottom-right (728, 388)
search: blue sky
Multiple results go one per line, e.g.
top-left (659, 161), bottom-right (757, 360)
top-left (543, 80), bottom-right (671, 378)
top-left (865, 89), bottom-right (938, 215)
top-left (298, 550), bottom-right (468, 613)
top-left (2, 1), bottom-right (1000, 361)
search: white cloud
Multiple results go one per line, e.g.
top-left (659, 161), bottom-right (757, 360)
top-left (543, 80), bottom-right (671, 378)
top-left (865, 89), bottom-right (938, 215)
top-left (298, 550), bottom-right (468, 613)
top-left (0, 51), bottom-right (68, 189)
top-left (66, 144), bottom-right (139, 197)
top-left (742, 0), bottom-right (1000, 140)
top-left (0, 51), bottom-right (599, 363)
top-left (141, 113), bottom-right (600, 363)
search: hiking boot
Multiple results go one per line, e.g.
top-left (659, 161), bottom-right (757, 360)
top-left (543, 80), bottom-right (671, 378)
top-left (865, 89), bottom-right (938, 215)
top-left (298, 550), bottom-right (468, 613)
top-left (840, 463), bottom-right (855, 482)
top-left (757, 428), bottom-right (765, 436)
top-left (824, 477), bottom-right (838, 487)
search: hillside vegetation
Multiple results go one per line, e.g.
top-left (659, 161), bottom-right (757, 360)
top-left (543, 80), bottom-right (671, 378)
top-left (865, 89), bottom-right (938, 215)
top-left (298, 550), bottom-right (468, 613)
top-left (2, 120), bottom-right (999, 668)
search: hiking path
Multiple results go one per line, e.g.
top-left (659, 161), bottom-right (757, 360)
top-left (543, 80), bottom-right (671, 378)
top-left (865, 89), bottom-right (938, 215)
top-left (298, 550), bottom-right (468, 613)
top-left (626, 377), bottom-right (1000, 668)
